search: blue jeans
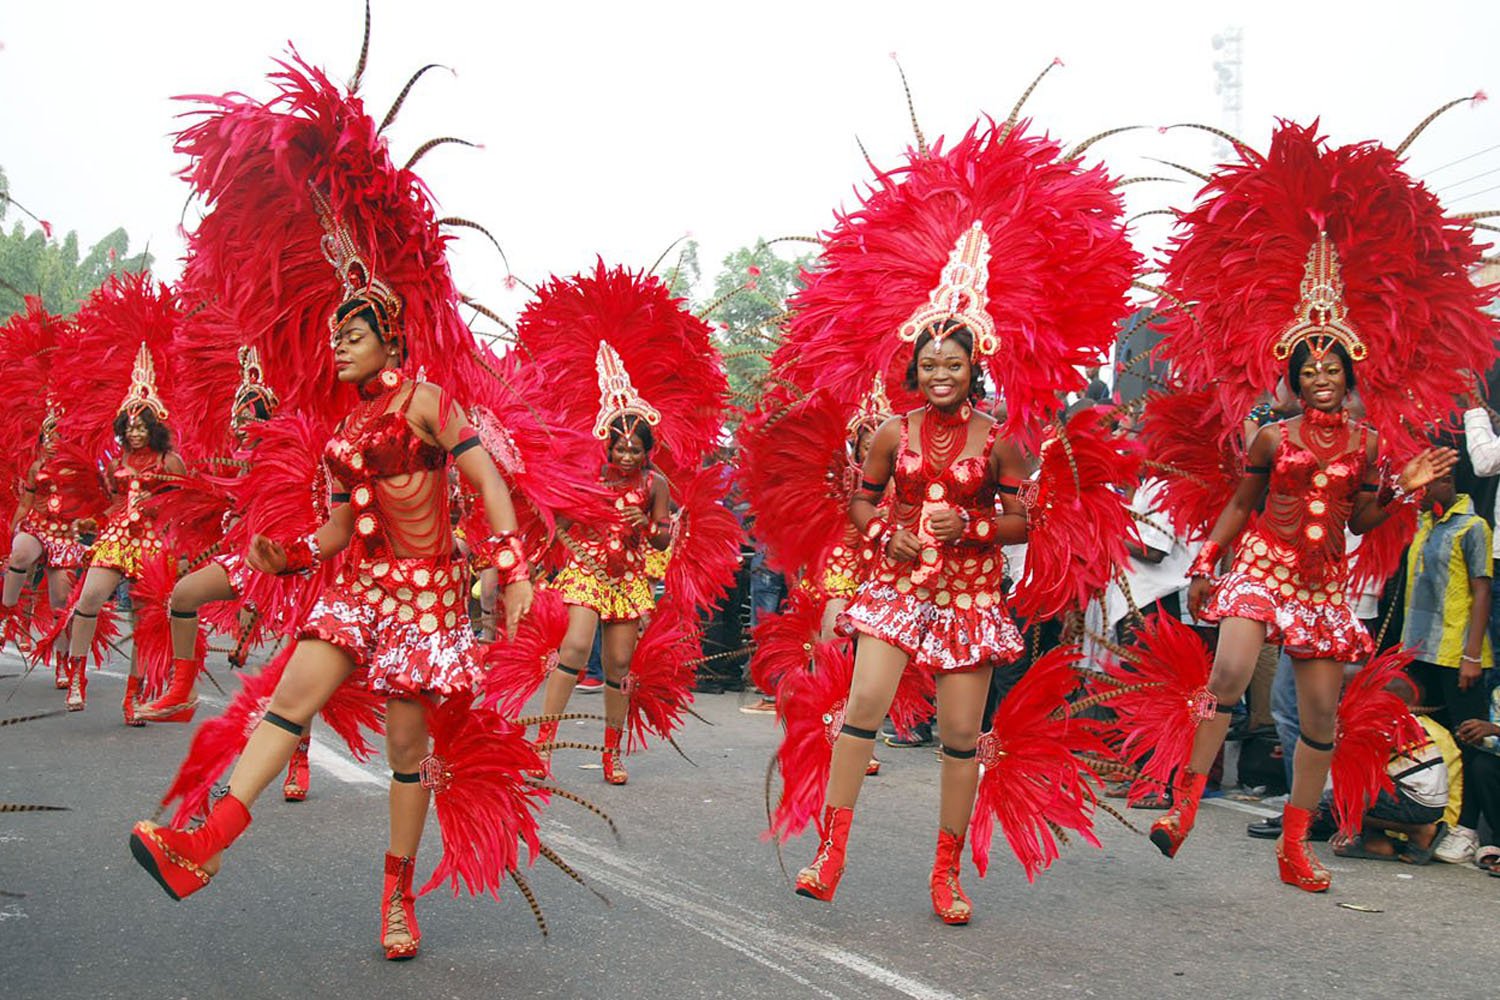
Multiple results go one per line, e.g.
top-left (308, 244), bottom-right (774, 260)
top-left (749, 567), bottom-right (786, 629)
top-left (1270, 650), bottom-right (1300, 789)
top-left (1489, 558), bottom-right (1500, 693)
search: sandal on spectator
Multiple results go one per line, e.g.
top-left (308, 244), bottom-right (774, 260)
top-left (1398, 822), bottom-right (1446, 866)
top-left (1332, 833), bottom-right (1403, 862)
top-left (1474, 846), bottom-right (1500, 874)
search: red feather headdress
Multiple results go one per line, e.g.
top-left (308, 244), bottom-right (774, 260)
top-left (0, 298), bottom-right (63, 533)
top-left (1155, 116), bottom-right (1499, 457)
top-left (776, 108), bottom-right (1138, 449)
top-left (512, 261), bottom-right (728, 484)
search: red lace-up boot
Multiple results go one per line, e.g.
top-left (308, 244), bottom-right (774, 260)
top-left (64, 655), bottom-right (88, 711)
top-left (381, 853), bottom-right (422, 960)
top-left (129, 794), bottom-right (252, 901)
top-left (930, 828), bottom-right (973, 924)
top-left (283, 734), bottom-right (311, 801)
top-left (1149, 767), bottom-right (1208, 858)
top-left (602, 725), bottom-right (629, 786)
top-left (531, 720), bottom-right (558, 779)
top-left (1277, 804), bottom-right (1332, 892)
top-left (122, 674), bottom-right (146, 727)
top-left (137, 656), bottom-right (200, 723)
top-left (795, 805), bottom-right (854, 902)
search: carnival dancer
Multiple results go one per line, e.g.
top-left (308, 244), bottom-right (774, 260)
top-left (538, 344), bottom-right (672, 785)
top-left (49, 274), bottom-right (189, 719)
top-left (767, 66), bottom-right (1141, 922)
top-left (1128, 112), bottom-right (1497, 893)
top-left (509, 262), bottom-right (732, 786)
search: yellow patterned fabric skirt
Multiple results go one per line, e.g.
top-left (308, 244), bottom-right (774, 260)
top-left (644, 545), bottom-right (672, 582)
top-left (554, 564), bottom-right (654, 622)
top-left (89, 515), bottom-right (163, 578)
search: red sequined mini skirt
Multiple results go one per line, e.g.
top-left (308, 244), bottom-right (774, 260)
top-left (1203, 530), bottom-right (1373, 663)
top-left (18, 511), bottom-right (86, 569)
top-left (842, 579), bottom-right (1024, 674)
top-left (301, 555), bottom-right (479, 697)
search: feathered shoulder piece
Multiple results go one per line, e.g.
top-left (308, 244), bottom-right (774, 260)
top-left (52, 272), bottom-right (180, 461)
top-left (1156, 114), bottom-right (1499, 456)
top-left (0, 297), bottom-right (63, 509)
top-left (777, 81), bottom-right (1138, 448)
top-left (173, 20), bottom-right (497, 426)
top-left (513, 261), bottom-right (728, 483)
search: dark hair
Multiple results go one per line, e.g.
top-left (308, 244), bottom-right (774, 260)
top-left (1287, 340), bottom-right (1357, 397)
top-left (114, 407), bottom-right (172, 453)
top-left (902, 322), bottom-right (987, 402)
top-left (607, 414), bottom-right (655, 456)
top-left (334, 298), bottom-right (385, 339)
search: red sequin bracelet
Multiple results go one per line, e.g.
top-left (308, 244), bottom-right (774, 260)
top-left (1188, 540), bottom-right (1223, 579)
top-left (476, 531), bottom-right (530, 586)
top-left (278, 534), bottom-right (322, 576)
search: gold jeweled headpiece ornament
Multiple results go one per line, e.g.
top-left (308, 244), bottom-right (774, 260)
top-left (232, 344), bottom-right (279, 420)
top-left (41, 398), bottom-right (62, 438)
top-left (897, 221), bottom-right (1000, 358)
top-left (848, 373), bottom-right (894, 437)
top-left (120, 342), bottom-right (169, 420)
top-left (592, 341), bottom-right (661, 440)
top-left (1271, 231), bottom-right (1367, 363)
top-left (311, 186), bottom-right (404, 342)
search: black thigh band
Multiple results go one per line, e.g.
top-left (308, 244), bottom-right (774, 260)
top-left (839, 723), bottom-right (878, 740)
top-left (556, 662), bottom-right (582, 677)
top-left (450, 436), bottom-right (482, 458)
top-left (605, 677), bottom-right (626, 691)
top-left (170, 609), bottom-right (199, 619)
top-left (1216, 701), bottom-right (1235, 716)
top-left (942, 745), bottom-right (978, 760)
top-left (73, 610), bottom-right (96, 620)
top-left (1299, 734), bottom-right (1335, 752)
top-left (262, 710), bottom-right (305, 736)
top-left (392, 770), bottom-right (421, 784)
top-left (6, 565), bottom-right (26, 574)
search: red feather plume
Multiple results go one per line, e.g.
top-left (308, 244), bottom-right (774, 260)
top-left (419, 697), bottom-right (547, 898)
top-left (1100, 611), bottom-right (1216, 805)
top-left (778, 115), bottom-right (1137, 450)
top-left (768, 638), bottom-right (853, 842)
top-left (969, 645), bottom-right (1107, 880)
top-left (478, 586), bottom-right (568, 716)
top-left (0, 297), bottom-right (63, 538)
top-left (748, 586), bottom-right (827, 698)
top-left (1011, 407), bottom-right (1143, 621)
top-left (737, 387), bottom-right (858, 578)
top-left (1139, 388), bottom-right (1240, 540)
top-left (513, 261), bottom-right (728, 485)
top-left (1331, 647), bottom-right (1425, 836)
top-left (158, 646), bottom-right (291, 827)
top-left (317, 668), bottom-right (385, 762)
top-left (664, 462), bottom-right (744, 616)
top-left (623, 596), bottom-right (702, 754)
top-left (129, 553), bottom-right (191, 701)
top-left (1157, 119), bottom-right (1499, 458)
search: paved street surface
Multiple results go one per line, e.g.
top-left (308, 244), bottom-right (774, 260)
top-left (2, 646), bottom-right (1492, 1000)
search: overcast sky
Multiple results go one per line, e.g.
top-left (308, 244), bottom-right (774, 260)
top-left (2, 1), bottom-right (1496, 329)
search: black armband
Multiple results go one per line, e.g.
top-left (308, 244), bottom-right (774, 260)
top-left (450, 433), bottom-right (482, 458)
top-left (858, 479), bottom-right (886, 495)
top-left (1245, 465), bottom-right (1270, 476)
top-left (330, 491), bottom-right (351, 504)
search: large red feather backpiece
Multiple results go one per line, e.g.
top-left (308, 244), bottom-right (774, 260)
top-left (512, 261), bottom-right (728, 485)
top-left (777, 112), bottom-right (1137, 451)
top-left (623, 596), bottom-right (703, 754)
top-left (663, 462), bottom-right (744, 616)
top-left (0, 297), bottom-right (62, 544)
top-left (1155, 117), bottom-right (1498, 458)
top-left (1138, 387), bottom-right (1239, 541)
top-left (51, 273), bottom-right (180, 464)
top-left (969, 645), bottom-right (1107, 880)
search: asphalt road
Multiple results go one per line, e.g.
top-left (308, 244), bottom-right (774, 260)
top-left (1, 647), bottom-right (1492, 1000)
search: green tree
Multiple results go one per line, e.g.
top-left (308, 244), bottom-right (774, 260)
top-left (698, 239), bottom-right (816, 421)
top-left (0, 166), bottom-right (152, 319)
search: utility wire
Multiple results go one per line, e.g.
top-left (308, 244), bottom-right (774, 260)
top-left (1438, 163), bottom-right (1500, 193)
top-left (1448, 180), bottom-right (1500, 204)
top-left (1424, 142), bottom-right (1500, 176)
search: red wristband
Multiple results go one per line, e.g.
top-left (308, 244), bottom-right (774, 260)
top-left (476, 531), bottom-right (530, 586)
top-left (278, 534), bottom-right (321, 576)
top-left (1188, 540), bottom-right (1223, 579)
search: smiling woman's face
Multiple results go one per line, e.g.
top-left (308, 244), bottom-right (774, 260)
top-left (1297, 352), bottom-right (1348, 412)
top-left (914, 335), bottom-right (973, 409)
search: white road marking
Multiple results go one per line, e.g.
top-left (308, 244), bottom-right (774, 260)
top-left (549, 832), bottom-right (969, 1000)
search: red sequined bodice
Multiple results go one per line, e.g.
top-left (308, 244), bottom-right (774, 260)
top-left (573, 471), bottom-right (650, 578)
top-left (31, 459), bottom-right (89, 521)
top-left (1252, 412), bottom-right (1368, 585)
top-left (889, 415), bottom-right (1000, 528)
top-left (325, 377), bottom-right (454, 560)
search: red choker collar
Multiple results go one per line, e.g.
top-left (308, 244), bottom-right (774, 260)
top-left (1301, 404), bottom-right (1347, 427)
top-left (359, 369), bottom-right (402, 400)
top-left (925, 402), bottom-right (972, 427)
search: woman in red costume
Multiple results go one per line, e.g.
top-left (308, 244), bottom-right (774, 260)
top-left (768, 66), bottom-right (1142, 921)
top-left (538, 343), bottom-right (671, 786)
top-left (130, 259), bottom-right (534, 959)
top-left (64, 340), bottom-right (186, 718)
top-left (3, 407), bottom-right (89, 680)
top-left (1129, 112), bottom-right (1498, 892)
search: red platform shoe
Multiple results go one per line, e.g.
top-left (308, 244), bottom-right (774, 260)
top-left (531, 720), bottom-right (558, 779)
top-left (122, 675), bottom-right (147, 727)
top-left (1277, 804), bottom-right (1331, 893)
top-left (1149, 767), bottom-right (1208, 859)
top-left (54, 659), bottom-right (68, 690)
top-left (930, 828), bottom-right (973, 925)
top-left (381, 853), bottom-right (421, 960)
top-left (64, 655), bottom-right (87, 712)
top-left (283, 734), bottom-right (311, 802)
top-left (129, 794), bottom-right (252, 901)
top-left (795, 805), bottom-right (853, 902)
top-left (137, 656), bottom-right (200, 723)
top-left (602, 725), bottom-right (629, 786)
